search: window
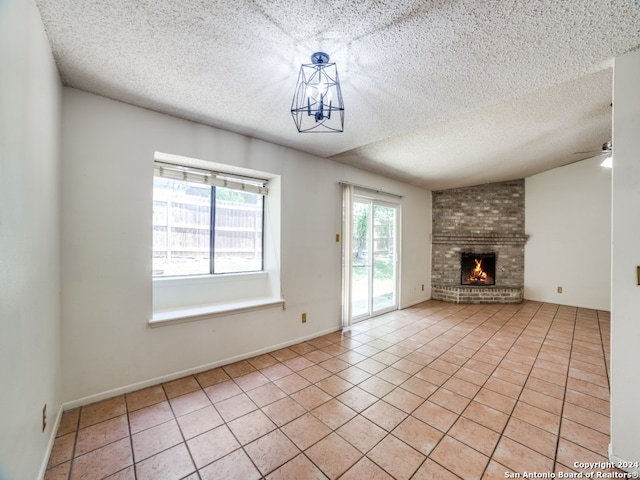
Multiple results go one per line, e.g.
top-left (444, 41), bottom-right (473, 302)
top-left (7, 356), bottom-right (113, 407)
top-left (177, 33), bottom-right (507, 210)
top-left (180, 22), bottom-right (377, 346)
top-left (153, 162), bottom-right (266, 277)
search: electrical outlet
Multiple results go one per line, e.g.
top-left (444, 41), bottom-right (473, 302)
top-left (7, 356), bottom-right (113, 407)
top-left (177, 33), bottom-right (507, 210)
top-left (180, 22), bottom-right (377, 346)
top-left (421, 284), bottom-right (424, 291)
top-left (336, 234), bottom-right (340, 243)
top-left (302, 313), bottom-right (307, 323)
top-left (557, 286), bottom-right (563, 294)
top-left (42, 404), bottom-right (47, 432)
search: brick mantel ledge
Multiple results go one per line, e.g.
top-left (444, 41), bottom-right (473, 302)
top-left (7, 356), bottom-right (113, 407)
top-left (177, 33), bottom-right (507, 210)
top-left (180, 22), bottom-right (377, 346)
top-left (432, 234), bottom-right (529, 245)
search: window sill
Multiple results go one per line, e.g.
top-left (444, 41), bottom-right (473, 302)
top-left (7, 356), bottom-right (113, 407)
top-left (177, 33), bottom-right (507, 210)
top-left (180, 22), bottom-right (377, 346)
top-left (153, 271), bottom-right (268, 285)
top-left (149, 297), bottom-right (285, 328)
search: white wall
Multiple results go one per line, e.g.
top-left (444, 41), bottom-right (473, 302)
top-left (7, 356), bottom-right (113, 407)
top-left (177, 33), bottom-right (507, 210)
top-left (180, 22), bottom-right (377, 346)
top-left (60, 88), bottom-right (431, 404)
top-left (524, 156), bottom-right (611, 310)
top-left (0, 1), bottom-right (63, 479)
top-left (609, 47), bottom-right (640, 473)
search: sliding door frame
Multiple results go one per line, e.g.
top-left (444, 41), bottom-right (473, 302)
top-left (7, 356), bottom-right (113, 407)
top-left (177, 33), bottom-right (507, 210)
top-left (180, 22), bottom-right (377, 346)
top-left (341, 183), bottom-right (401, 329)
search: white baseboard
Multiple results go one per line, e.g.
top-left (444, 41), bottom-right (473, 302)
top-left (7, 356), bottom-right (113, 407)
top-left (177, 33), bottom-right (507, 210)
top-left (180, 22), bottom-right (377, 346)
top-left (609, 443), bottom-right (640, 477)
top-left (62, 326), bottom-right (341, 411)
top-left (37, 404), bottom-right (64, 480)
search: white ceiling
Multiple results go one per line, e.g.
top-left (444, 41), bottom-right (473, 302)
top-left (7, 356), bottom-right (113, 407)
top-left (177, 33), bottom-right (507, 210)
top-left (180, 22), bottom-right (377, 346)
top-left (35, 0), bottom-right (640, 190)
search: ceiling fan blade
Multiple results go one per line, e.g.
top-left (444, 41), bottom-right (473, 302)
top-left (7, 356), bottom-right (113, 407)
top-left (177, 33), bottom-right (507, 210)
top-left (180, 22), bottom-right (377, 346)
top-left (574, 150), bottom-right (606, 155)
top-left (574, 140), bottom-right (612, 155)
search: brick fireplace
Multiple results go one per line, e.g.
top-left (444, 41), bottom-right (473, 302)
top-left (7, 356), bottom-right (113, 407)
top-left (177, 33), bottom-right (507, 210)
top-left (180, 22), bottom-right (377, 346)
top-left (431, 180), bottom-right (528, 304)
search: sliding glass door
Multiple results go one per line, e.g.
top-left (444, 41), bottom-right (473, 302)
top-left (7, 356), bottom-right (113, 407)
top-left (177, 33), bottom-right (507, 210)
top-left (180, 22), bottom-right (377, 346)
top-left (351, 197), bottom-right (398, 321)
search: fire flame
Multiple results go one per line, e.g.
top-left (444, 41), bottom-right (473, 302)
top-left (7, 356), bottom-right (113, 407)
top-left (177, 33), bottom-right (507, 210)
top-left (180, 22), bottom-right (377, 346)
top-left (468, 258), bottom-right (488, 283)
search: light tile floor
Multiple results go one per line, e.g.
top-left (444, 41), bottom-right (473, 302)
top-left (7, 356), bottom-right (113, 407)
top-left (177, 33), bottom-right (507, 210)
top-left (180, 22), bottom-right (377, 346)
top-left (45, 300), bottom-right (620, 479)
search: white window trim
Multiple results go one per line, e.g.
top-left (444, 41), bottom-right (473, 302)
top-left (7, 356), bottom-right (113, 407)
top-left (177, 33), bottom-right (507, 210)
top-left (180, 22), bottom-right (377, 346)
top-left (151, 152), bottom-right (283, 326)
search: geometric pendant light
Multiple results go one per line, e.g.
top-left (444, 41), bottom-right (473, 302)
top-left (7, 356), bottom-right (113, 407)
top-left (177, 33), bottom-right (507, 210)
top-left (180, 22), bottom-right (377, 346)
top-left (291, 52), bottom-right (344, 132)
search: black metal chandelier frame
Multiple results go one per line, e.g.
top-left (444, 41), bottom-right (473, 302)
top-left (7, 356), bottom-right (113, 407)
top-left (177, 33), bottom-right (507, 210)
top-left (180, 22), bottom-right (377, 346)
top-left (291, 52), bottom-right (345, 133)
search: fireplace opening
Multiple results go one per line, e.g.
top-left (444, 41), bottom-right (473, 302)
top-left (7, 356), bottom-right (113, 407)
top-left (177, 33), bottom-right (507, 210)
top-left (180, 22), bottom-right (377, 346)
top-left (461, 253), bottom-right (496, 286)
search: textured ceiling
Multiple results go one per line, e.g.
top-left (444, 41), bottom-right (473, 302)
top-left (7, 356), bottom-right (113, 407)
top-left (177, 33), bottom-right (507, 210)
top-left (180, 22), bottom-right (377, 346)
top-left (35, 0), bottom-right (640, 190)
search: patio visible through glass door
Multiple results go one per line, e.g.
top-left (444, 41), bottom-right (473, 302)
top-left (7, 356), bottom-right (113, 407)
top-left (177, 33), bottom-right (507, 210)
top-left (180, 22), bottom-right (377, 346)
top-left (351, 197), bottom-right (398, 321)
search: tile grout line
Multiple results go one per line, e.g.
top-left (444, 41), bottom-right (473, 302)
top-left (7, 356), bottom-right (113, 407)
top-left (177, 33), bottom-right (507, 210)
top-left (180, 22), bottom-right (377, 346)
top-left (550, 305), bottom-right (578, 474)
top-left (163, 380), bottom-right (200, 479)
top-left (66, 406), bottom-right (82, 480)
top-left (596, 309), bottom-right (612, 391)
top-left (124, 395), bottom-right (138, 480)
